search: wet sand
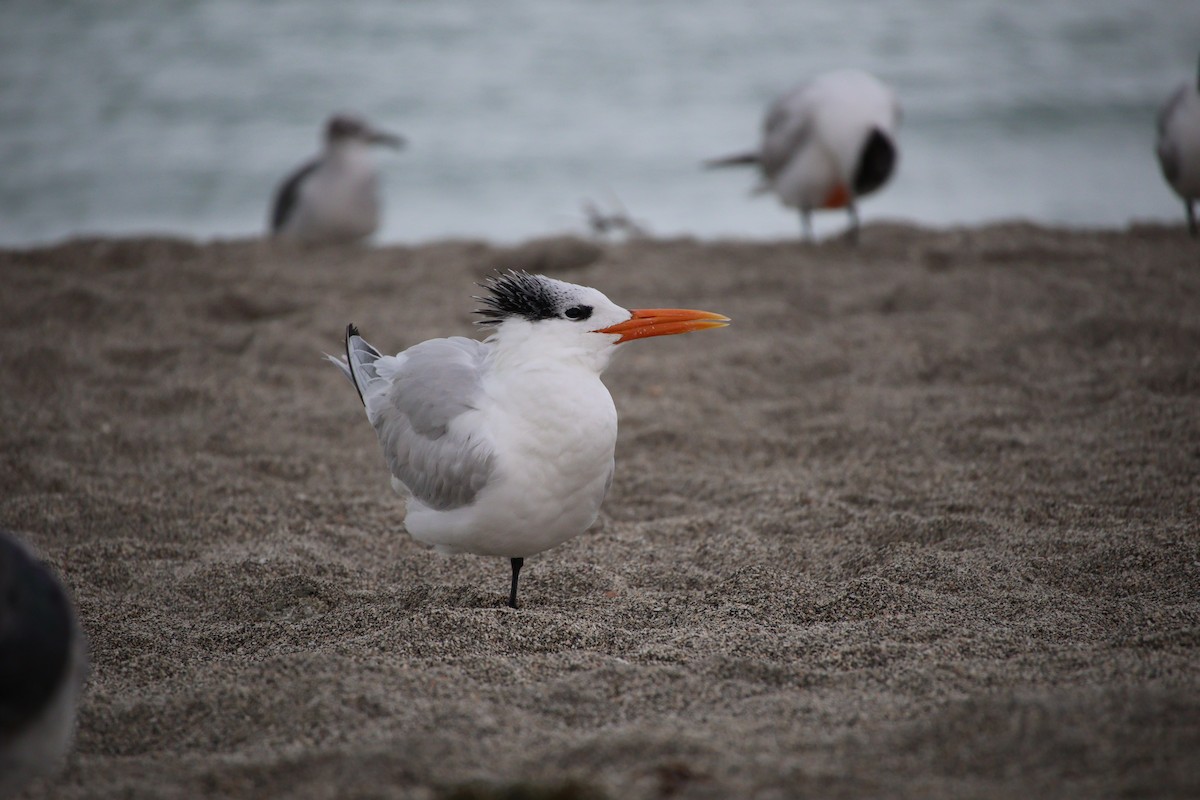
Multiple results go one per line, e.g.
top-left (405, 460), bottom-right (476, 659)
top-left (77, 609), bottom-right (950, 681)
top-left (2, 223), bottom-right (1198, 798)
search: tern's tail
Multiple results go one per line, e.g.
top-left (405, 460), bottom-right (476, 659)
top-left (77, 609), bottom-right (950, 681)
top-left (324, 323), bottom-right (383, 407)
top-left (703, 151), bottom-right (760, 169)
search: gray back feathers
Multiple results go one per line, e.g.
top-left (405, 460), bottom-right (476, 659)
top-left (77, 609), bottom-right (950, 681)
top-left (760, 84), bottom-right (816, 182)
top-left (329, 329), bottom-right (496, 511)
top-left (270, 158), bottom-right (320, 233)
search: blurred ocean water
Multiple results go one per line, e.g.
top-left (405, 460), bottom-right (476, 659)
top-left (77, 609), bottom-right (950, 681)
top-left (1, 0), bottom-right (1197, 245)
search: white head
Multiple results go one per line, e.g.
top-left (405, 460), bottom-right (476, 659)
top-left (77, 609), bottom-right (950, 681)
top-left (474, 271), bottom-right (729, 373)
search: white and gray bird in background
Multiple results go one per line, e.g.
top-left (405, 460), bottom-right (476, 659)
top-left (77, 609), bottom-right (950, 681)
top-left (327, 272), bottom-right (730, 608)
top-left (706, 68), bottom-right (901, 242)
top-left (1156, 54), bottom-right (1200, 237)
top-left (0, 531), bottom-right (87, 799)
top-left (270, 114), bottom-right (405, 244)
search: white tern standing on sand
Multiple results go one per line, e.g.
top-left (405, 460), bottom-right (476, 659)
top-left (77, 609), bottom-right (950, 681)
top-left (1156, 55), bottom-right (1200, 236)
top-left (706, 68), bottom-right (901, 242)
top-left (327, 271), bottom-right (729, 608)
top-left (0, 531), bottom-right (87, 798)
top-left (270, 114), bottom-right (405, 244)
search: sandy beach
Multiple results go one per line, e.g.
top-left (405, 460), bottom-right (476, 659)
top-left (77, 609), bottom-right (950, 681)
top-left (2, 223), bottom-right (1198, 799)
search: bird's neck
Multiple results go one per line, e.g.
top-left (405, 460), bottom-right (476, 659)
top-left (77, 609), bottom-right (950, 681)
top-left (487, 324), bottom-right (616, 377)
top-left (326, 140), bottom-right (373, 164)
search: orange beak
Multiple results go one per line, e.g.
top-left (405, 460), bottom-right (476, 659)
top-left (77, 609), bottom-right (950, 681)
top-left (596, 308), bottom-right (731, 343)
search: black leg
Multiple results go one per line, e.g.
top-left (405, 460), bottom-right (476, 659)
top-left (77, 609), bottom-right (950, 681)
top-left (1187, 200), bottom-right (1197, 237)
top-left (508, 557), bottom-right (524, 609)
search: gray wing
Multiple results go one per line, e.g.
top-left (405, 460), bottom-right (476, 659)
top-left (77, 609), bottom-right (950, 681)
top-left (1157, 84), bottom-right (1187, 182)
top-left (270, 157), bottom-right (320, 233)
top-left (365, 337), bottom-right (496, 511)
top-left (759, 83), bottom-right (815, 182)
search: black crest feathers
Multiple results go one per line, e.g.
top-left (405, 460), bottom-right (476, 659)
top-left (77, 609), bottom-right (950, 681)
top-left (474, 271), bottom-right (559, 326)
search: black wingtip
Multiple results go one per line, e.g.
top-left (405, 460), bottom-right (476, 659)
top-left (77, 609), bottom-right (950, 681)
top-left (344, 323), bottom-right (366, 407)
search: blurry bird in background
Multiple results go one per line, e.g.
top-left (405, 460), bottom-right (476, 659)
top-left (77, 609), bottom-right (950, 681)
top-left (0, 530), bottom-right (87, 798)
top-left (270, 113), bottom-right (405, 244)
top-left (582, 192), bottom-right (650, 240)
top-left (1156, 54), bottom-right (1200, 237)
top-left (706, 68), bottom-right (901, 242)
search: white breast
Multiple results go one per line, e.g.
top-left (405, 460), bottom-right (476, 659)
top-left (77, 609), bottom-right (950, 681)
top-left (290, 148), bottom-right (381, 242)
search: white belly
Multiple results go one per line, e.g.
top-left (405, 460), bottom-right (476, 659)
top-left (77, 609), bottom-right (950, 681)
top-left (773, 143), bottom-right (842, 211)
top-left (289, 157), bottom-right (381, 242)
top-left (403, 371), bottom-right (619, 558)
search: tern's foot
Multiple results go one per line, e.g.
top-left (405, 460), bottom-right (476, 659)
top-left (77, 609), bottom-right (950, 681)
top-left (508, 557), bottom-right (524, 609)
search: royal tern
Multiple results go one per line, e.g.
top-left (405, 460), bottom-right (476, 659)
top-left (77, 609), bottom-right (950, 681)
top-left (0, 531), bottom-right (87, 797)
top-left (327, 271), bottom-right (729, 608)
top-left (706, 68), bottom-right (901, 242)
top-left (1156, 54), bottom-right (1200, 236)
top-left (270, 114), bottom-right (405, 244)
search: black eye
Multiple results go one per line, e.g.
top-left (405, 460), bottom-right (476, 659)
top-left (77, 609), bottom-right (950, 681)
top-left (563, 305), bottom-right (593, 321)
